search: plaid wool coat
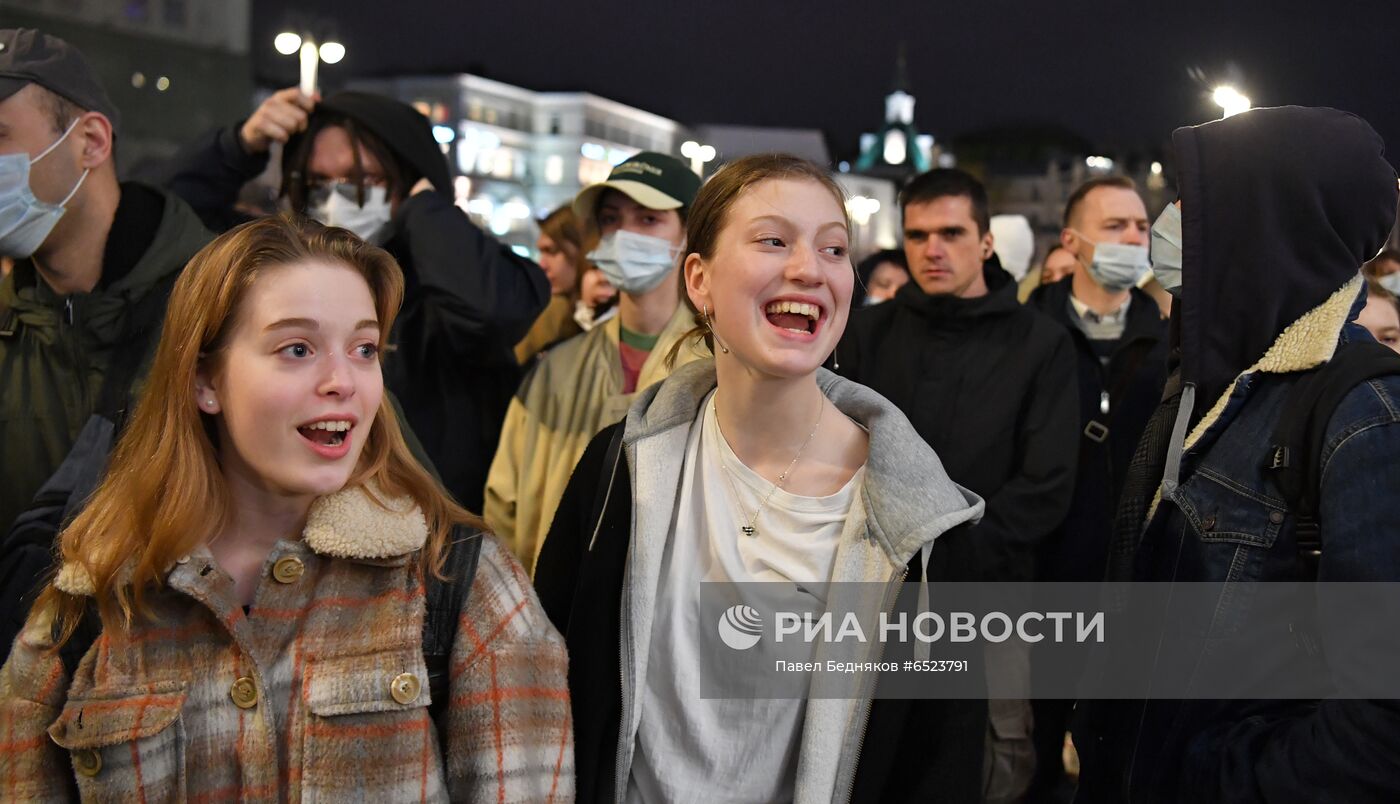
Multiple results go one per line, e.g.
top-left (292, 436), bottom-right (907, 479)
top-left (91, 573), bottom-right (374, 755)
top-left (0, 485), bottom-right (574, 802)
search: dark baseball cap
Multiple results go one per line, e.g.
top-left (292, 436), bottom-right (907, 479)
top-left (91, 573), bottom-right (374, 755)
top-left (0, 28), bottom-right (120, 131)
top-left (573, 151), bottom-right (701, 223)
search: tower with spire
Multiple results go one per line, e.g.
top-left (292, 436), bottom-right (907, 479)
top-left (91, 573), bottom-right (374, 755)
top-left (855, 42), bottom-right (938, 180)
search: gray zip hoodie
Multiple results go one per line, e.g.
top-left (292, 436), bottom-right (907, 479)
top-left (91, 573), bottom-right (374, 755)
top-left (612, 359), bottom-right (984, 803)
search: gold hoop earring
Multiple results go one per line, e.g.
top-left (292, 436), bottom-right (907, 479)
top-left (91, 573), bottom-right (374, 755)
top-left (703, 304), bottom-right (729, 354)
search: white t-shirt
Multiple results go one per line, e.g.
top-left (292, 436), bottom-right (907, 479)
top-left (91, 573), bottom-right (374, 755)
top-left (627, 391), bottom-right (864, 804)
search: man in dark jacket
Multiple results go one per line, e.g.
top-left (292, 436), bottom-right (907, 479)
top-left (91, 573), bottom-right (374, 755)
top-left (1024, 177), bottom-right (1168, 801)
top-left (1074, 106), bottom-right (1400, 803)
top-left (165, 86), bottom-right (549, 512)
top-left (835, 168), bottom-right (1079, 802)
top-left (0, 29), bottom-right (211, 649)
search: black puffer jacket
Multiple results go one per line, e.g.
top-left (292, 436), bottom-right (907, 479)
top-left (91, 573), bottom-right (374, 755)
top-left (834, 260), bottom-right (1079, 582)
top-left (165, 94), bottom-right (549, 511)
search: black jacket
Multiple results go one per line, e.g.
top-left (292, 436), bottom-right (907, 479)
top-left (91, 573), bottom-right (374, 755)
top-left (165, 101), bottom-right (549, 512)
top-left (1026, 278), bottom-right (1168, 581)
top-left (834, 261), bottom-right (1079, 581)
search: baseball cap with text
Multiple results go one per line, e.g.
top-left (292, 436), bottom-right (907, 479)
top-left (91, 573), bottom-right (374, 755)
top-left (573, 151), bottom-right (701, 225)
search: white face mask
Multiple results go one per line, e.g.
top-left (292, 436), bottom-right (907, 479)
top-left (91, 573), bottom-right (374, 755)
top-left (1378, 272), bottom-right (1400, 297)
top-left (307, 183), bottom-right (392, 243)
top-left (1149, 203), bottom-right (1184, 295)
top-left (587, 229), bottom-right (681, 294)
top-left (0, 118), bottom-right (90, 259)
top-left (1072, 230), bottom-right (1151, 292)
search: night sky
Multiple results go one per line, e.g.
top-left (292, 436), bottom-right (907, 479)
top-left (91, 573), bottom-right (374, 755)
top-left (252, 0), bottom-right (1400, 166)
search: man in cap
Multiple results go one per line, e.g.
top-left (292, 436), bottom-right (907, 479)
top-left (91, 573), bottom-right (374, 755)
top-left (1075, 106), bottom-right (1400, 802)
top-left (0, 28), bottom-right (212, 651)
top-left (165, 85), bottom-right (549, 513)
top-left (485, 152), bottom-right (701, 573)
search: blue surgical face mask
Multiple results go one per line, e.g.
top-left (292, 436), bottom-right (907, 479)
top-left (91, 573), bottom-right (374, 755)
top-left (0, 117), bottom-right (90, 259)
top-left (1072, 231), bottom-right (1151, 292)
top-left (1150, 203), bottom-right (1184, 295)
top-left (587, 229), bottom-right (680, 295)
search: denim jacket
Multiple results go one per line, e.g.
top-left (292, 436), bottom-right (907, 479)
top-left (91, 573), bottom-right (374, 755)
top-left (1076, 277), bottom-right (1400, 803)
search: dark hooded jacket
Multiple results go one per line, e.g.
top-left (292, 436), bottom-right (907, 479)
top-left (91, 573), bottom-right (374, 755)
top-left (165, 92), bottom-right (550, 512)
top-left (1074, 106), bottom-right (1400, 803)
top-left (0, 184), bottom-right (211, 656)
top-left (835, 258), bottom-right (1079, 582)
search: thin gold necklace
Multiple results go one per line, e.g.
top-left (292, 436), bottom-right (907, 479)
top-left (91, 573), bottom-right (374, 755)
top-left (711, 393), bottom-right (825, 537)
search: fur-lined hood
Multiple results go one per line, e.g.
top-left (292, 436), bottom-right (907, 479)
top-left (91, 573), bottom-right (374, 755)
top-left (53, 483), bottom-right (427, 596)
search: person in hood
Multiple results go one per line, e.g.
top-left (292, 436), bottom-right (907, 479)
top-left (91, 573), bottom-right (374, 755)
top-left (164, 85), bottom-right (550, 513)
top-left (1073, 106), bottom-right (1400, 803)
top-left (0, 29), bottom-right (213, 652)
top-left (484, 152), bottom-right (702, 573)
top-left (1024, 175), bottom-right (1168, 801)
top-left (835, 167), bottom-right (1079, 803)
top-left (533, 154), bottom-right (984, 803)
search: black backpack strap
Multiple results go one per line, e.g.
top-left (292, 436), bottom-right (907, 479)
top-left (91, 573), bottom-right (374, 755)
top-left (1268, 340), bottom-right (1400, 568)
top-left (55, 601), bottom-right (101, 682)
top-left (422, 526), bottom-right (484, 721)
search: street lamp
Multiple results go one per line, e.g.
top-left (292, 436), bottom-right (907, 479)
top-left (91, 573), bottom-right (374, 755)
top-left (273, 31), bottom-right (345, 95)
top-left (1213, 85), bottom-right (1251, 119)
top-left (680, 140), bottom-right (716, 176)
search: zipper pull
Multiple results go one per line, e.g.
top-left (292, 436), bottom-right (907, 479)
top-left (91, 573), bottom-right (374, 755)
top-left (1100, 390), bottom-right (1110, 415)
top-left (65, 297), bottom-right (73, 325)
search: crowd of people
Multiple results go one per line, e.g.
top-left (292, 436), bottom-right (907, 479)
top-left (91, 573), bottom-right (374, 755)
top-left (2, 26), bottom-right (1400, 803)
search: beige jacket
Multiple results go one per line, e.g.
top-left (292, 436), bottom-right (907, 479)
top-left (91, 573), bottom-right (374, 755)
top-left (485, 304), bottom-right (702, 573)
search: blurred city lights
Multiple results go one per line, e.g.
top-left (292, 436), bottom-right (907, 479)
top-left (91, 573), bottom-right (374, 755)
top-left (846, 195), bottom-right (882, 226)
top-left (274, 32), bottom-right (302, 55)
top-left (1150, 161), bottom-right (1163, 175)
top-left (681, 140), bottom-right (716, 175)
top-left (1213, 85), bottom-right (1251, 118)
top-left (1085, 155), bottom-right (1115, 171)
top-left (432, 124), bottom-right (456, 144)
top-left (155, 76), bottom-right (170, 92)
top-left (318, 41), bottom-right (346, 64)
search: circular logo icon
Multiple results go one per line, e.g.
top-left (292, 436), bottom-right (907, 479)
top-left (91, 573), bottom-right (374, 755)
top-left (717, 604), bottom-right (763, 650)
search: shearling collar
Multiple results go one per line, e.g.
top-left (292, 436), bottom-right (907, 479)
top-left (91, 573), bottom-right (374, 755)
top-left (1180, 274), bottom-right (1361, 456)
top-left (53, 483), bottom-right (427, 596)
top-left (1143, 274), bottom-right (1362, 520)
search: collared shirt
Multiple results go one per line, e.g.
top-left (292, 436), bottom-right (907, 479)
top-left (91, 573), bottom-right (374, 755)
top-left (1068, 293), bottom-right (1132, 349)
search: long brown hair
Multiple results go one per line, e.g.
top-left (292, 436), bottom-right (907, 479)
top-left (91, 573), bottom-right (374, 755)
top-left (39, 214), bottom-right (479, 643)
top-left (668, 154), bottom-right (850, 364)
top-left (539, 204), bottom-right (590, 299)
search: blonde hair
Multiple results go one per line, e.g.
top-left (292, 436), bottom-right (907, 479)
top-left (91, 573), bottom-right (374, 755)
top-left (40, 214), bottom-right (479, 643)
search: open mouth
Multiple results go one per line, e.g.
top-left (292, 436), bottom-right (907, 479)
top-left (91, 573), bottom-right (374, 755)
top-left (297, 419), bottom-right (353, 449)
top-left (763, 300), bottom-right (822, 336)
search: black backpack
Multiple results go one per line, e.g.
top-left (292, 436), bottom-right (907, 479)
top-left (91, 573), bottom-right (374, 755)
top-left (1267, 339), bottom-right (1400, 570)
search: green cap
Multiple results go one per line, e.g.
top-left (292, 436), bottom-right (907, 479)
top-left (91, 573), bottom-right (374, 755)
top-left (573, 151), bottom-right (701, 224)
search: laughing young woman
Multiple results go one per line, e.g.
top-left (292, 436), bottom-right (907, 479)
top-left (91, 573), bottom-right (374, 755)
top-left (534, 154), bottom-right (985, 804)
top-left (0, 216), bottom-right (572, 801)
